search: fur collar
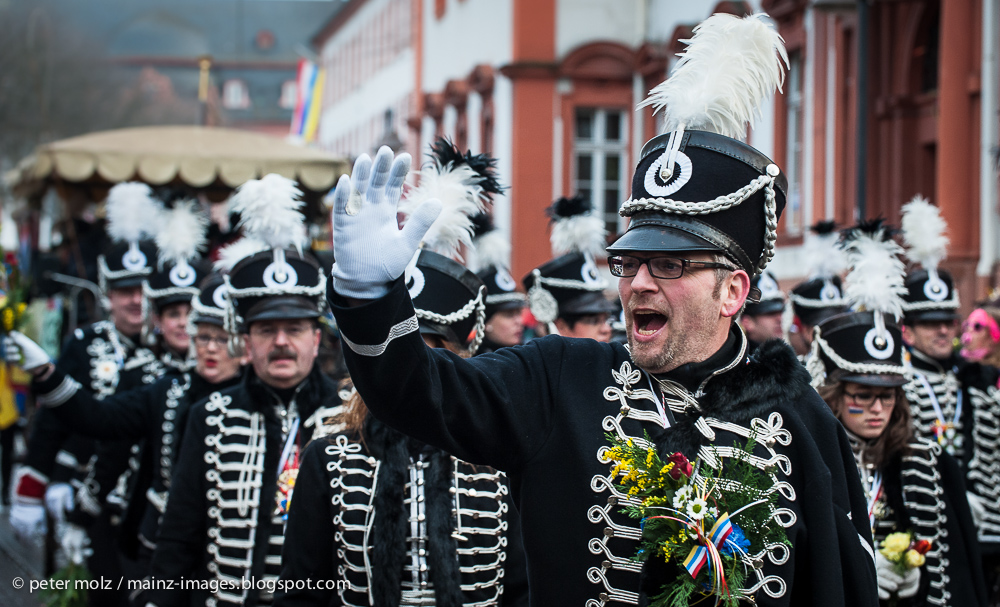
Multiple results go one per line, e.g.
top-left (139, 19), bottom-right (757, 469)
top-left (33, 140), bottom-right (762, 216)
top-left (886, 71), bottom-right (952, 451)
top-left (656, 338), bottom-right (813, 458)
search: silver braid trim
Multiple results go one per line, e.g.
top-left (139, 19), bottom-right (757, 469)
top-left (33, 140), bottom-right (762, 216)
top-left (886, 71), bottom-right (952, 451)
top-left (416, 286), bottom-right (487, 355)
top-left (901, 293), bottom-right (961, 312)
top-left (38, 376), bottom-right (82, 407)
top-left (485, 292), bottom-right (527, 305)
top-left (788, 292), bottom-right (848, 309)
top-left (535, 275), bottom-right (607, 291)
top-left (810, 325), bottom-right (908, 385)
top-left (619, 165), bottom-right (780, 274)
top-left (341, 315), bottom-right (420, 357)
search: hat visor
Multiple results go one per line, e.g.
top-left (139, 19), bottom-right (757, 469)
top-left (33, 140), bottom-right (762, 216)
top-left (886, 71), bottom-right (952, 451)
top-left (107, 277), bottom-right (147, 290)
top-left (486, 300), bottom-right (526, 316)
top-left (905, 309), bottom-right (959, 324)
top-left (744, 300), bottom-right (785, 316)
top-left (193, 315), bottom-right (225, 328)
top-left (841, 373), bottom-right (908, 387)
top-left (243, 297), bottom-right (321, 325)
top-left (561, 292), bottom-right (619, 316)
top-left (607, 223), bottom-right (720, 255)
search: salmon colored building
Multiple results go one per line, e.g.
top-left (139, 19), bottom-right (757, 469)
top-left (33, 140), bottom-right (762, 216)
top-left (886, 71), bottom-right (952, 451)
top-left (312, 0), bottom-right (1000, 304)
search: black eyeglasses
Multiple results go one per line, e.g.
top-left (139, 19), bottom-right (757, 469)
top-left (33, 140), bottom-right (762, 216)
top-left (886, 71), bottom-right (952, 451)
top-left (608, 255), bottom-right (737, 280)
top-left (194, 334), bottom-right (228, 348)
top-left (844, 390), bottom-right (897, 407)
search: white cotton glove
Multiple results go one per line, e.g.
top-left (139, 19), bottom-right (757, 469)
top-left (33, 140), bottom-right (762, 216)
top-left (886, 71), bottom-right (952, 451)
top-left (875, 552), bottom-right (905, 600)
top-left (9, 504), bottom-right (46, 544)
top-left (4, 330), bottom-right (51, 371)
top-left (45, 482), bottom-right (74, 521)
top-left (57, 522), bottom-right (92, 566)
top-left (897, 565), bottom-right (921, 598)
top-left (330, 146), bottom-right (442, 299)
top-left (967, 491), bottom-right (987, 527)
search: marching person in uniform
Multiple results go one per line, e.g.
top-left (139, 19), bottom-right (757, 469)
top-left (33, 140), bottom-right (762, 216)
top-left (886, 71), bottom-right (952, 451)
top-left (277, 153), bottom-right (528, 602)
top-left (897, 196), bottom-right (1000, 598)
top-left (326, 13), bottom-right (877, 607)
top-left (808, 220), bottom-right (986, 607)
top-left (470, 213), bottom-right (527, 353)
top-left (143, 175), bottom-right (341, 607)
top-left (786, 221), bottom-right (848, 357)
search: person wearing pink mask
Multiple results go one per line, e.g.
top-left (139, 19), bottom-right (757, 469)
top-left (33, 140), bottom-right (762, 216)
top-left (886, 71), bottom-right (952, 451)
top-left (961, 307), bottom-right (1000, 368)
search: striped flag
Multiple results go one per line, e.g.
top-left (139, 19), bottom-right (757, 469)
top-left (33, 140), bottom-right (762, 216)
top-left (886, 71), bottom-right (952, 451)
top-left (683, 545), bottom-right (709, 578)
top-left (290, 59), bottom-right (325, 141)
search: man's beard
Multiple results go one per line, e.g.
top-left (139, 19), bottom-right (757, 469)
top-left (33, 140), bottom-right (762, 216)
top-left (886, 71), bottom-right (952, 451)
top-left (625, 297), bottom-right (719, 373)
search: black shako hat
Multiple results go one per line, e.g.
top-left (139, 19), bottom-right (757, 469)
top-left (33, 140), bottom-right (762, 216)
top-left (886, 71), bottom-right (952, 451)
top-left (607, 131), bottom-right (787, 283)
top-left (791, 276), bottom-right (848, 327)
top-left (146, 259), bottom-right (210, 311)
top-left (406, 249), bottom-right (486, 354)
top-left (810, 311), bottom-right (907, 387)
top-left (100, 239), bottom-right (158, 291)
top-left (147, 200), bottom-right (211, 311)
top-left (477, 266), bottom-right (526, 320)
top-left (899, 195), bottom-right (959, 323)
top-left (743, 270), bottom-right (785, 316)
top-left (99, 181), bottom-right (163, 292)
top-left (522, 252), bottom-right (616, 324)
top-left (226, 248), bottom-right (325, 329)
top-left (189, 272), bottom-right (228, 329)
top-left (901, 268), bottom-right (959, 323)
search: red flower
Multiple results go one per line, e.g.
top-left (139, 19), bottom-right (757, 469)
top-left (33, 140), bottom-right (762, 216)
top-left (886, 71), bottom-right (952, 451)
top-left (666, 452), bottom-right (693, 480)
top-left (911, 539), bottom-right (932, 555)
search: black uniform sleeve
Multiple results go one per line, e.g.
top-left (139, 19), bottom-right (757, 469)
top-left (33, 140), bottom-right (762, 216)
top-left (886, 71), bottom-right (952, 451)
top-left (33, 367), bottom-right (161, 440)
top-left (332, 279), bottom-right (564, 473)
top-left (939, 450), bottom-right (988, 607)
top-left (145, 401), bottom-right (210, 607)
top-left (274, 438), bottom-right (338, 607)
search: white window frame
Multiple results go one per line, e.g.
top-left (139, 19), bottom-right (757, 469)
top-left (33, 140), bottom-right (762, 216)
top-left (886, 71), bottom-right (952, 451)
top-left (784, 51), bottom-right (804, 236)
top-left (222, 79), bottom-right (251, 110)
top-left (573, 108), bottom-right (629, 237)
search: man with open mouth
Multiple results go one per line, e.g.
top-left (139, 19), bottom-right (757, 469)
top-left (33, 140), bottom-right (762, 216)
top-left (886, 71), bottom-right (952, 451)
top-left (327, 13), bottom-right (877, 607)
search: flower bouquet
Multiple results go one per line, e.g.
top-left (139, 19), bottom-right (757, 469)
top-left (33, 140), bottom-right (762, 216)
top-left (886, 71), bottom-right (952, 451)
top-left (0, 250), bottom-right (29, 334)
top-left (879, 532), bottom-right (931, 575)
top-left (605, 433), bottom-right (789, 607)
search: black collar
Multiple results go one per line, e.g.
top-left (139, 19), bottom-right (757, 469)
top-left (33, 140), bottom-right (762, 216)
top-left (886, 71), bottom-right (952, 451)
top-left (908, 348), bottom-right (957, 375)
top-left (653, 327), bottom-right (746, 394)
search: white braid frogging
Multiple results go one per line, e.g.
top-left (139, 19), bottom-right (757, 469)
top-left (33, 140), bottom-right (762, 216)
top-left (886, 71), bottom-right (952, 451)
top-left (619, 165), bottom-right (779, 275)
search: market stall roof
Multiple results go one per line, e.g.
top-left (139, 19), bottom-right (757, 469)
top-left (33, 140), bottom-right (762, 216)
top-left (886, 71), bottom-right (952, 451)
top-left (5, 125), bottom-right (349, 197)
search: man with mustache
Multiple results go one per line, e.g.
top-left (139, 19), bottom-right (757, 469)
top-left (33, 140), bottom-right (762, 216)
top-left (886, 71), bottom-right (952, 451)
top-left (140, 175), bottom-right (341, 607)
top-left (325, 14), bottom-right (877, 607)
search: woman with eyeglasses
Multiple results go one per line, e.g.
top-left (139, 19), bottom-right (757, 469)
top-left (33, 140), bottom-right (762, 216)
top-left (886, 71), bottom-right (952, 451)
top-left (8, 273), bottom-right (247, 574)
top-left (961, 307), bottom-right (1000, 371)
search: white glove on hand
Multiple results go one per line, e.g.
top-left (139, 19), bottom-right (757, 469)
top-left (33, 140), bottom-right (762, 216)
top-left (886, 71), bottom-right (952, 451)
top-left (967, 491), bottom-right (987, 527)
top-left (45, 482), bottom-right (74, 521)
top-left (9, 503), bottom-right (46, 544)
top-left (875, 551), bottom-right (904, 600)
top-left (330, 146), bottom-right (442, 299)
top-left (4, 330), bottom-right (51, 371)
top-left (897, 565), bottom-right (921, 598)
top-left (58, 523), bottom-right (92, 566)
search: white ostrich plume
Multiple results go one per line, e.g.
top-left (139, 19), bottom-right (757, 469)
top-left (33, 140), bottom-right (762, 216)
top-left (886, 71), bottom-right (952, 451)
top-left (106, 182), bottom-right (163, 243)
top-left (900, 195), bottom-right (949, 272)
top-left (228, 174), bottom-right (306, 253)
top-left (803, 229), bottom-right (845, 280)
top-left (842, 225), bottom-right (907, 321)
top-left (640, 12), bottom-right (789, 139)
top-left (400, 162), bottom-right (485, 260)
top-left (468, 229), bottom-right (511, 273)
top-left (551, 214), bottom-right (607, 257)
top-left (214, 237), bottom-right (269, 273)
top-left (156, 200), bottom-right (209, 268)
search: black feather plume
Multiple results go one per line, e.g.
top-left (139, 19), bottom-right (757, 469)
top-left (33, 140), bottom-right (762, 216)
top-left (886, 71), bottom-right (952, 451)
top-left (839, 218), bottom-right (896, 245)
top-left (809, 220), bottom-right (838, 236)
top-left (470, 212), bottom-right (494, 239)
top-left (428, 137), bottom-right (505, 198)
top-left (546, 194), bottom-right (592, 223)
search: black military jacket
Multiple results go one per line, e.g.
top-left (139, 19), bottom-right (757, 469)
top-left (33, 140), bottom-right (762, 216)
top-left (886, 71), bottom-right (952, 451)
top-left (330, 279), bottom-right (879, 607)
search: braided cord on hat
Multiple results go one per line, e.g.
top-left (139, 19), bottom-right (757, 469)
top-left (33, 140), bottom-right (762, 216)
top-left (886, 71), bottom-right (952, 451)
top-left (619, 166), bottom-right (780, 275)
top-left (414, 285), bottom-right (487, 354)
top-left (788, 292), bottom-right (848, 309)
top-left (485, 292), bottom-right (527, 305)
top-left (808, 325), bottom-right (908, 388)
top-left (901, 294), bottom-right (961, 311)
top-left (534, 275), bottom-right (607, 291)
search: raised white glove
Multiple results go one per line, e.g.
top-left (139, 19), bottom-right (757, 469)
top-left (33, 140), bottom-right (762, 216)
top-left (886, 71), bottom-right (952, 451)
top-left (4, 330), bottom-right (51, 370)
top-left (897, 565), bottom-right (921, 598)
top-left (875, 551), bottom-right (904, 600)
top-left (9, 503), bottom-right (46, 544)
top-left (45, 482), bottom-right (74, 521)
top-left (58, 522), bottom-right (92, 566)
top-left (330, 146), bottom-right (442, 299)
top-left (967, 491), bottom-right (987, 527)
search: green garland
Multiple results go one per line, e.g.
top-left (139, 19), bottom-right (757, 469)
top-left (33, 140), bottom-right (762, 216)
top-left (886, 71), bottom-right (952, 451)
top-left (606, 432), bottom-right (790, 607)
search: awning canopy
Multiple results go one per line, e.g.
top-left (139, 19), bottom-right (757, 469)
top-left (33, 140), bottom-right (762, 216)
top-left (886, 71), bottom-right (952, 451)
top-left (5, 125), bottom-right (349, 198)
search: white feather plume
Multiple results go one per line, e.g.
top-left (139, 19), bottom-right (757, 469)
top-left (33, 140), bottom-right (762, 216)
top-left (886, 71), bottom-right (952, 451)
top-left (842, 226), bottom-right (907, 320)
top-left (400, 162), bottom-right (485, 260)
top-left (468, 229), bottom-right (511, 273)
top-left (803, 230), bottom-right (845, 280)
top-left (228, 174), bottom-right (306, 252)
top-left (640, 13), bottom-right (789, 139)
top-left (900, 195), bottom-right (949, 271)
top-left (551, 215), bottom-right (607, 257)
top-left (105, 182), bottom-right (163, 243)
top-left (156, 200), bottom-right (209, 267)
top-left (214, 237), bottom-right (269, 273)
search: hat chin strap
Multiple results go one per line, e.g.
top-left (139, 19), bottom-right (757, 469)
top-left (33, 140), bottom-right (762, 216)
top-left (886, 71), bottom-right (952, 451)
top-left (620, 163), bottom-right (780, 276)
